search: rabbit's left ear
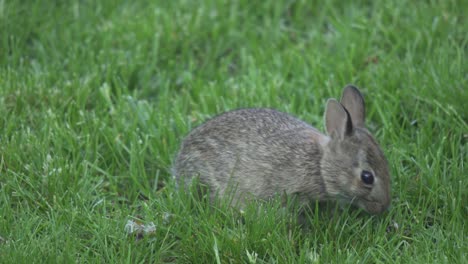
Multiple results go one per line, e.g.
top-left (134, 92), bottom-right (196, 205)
top-left (325, 99), bottom-right (353, 139)
top-left (340, 85), bottom-right (365, 128)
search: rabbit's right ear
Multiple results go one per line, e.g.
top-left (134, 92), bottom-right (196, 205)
top-left (325, 99), bottom-right (353, 139)
top-left (340, 85), bottom-right (365, 128)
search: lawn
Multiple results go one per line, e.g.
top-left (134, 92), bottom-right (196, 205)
top-left (0, 0), bottom-right (466, 263)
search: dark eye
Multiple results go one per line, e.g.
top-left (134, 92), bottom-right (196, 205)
top-left (361, 170), bottom-right (374, 185)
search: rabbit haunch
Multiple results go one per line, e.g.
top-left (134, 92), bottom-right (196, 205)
top-left (173, 85), bottom-right (391, 214)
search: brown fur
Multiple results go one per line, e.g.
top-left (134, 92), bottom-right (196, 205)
top-left (173, 85), bottom-right (391, 214)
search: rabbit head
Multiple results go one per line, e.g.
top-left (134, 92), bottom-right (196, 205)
top-left (321, 85), bottom-right (391, 214)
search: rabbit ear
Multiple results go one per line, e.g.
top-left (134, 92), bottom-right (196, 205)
top-left (325, 99), bottom-right (353, 139)
top-left (340, 85), bottom-right (365, 128)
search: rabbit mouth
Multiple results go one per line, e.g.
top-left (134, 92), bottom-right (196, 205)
top-left (340, 196), bottom-right (388, 215)
top-left (357, 199), bottom-right (389, 214)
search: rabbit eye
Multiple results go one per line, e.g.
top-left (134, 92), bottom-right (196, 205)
top-left (361, 170), bottom-right (374, 185)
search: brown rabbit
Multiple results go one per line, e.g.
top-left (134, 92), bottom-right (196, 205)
top-left (173, 85), bottom-right (391, 214)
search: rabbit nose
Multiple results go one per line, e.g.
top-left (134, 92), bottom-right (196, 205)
top-left (360, 200), bottom-right (390, 215)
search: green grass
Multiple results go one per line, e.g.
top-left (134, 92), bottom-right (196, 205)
top-left (1, 0), bottom-right (466, 262)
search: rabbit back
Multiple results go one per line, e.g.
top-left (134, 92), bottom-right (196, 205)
top-left (173, 108), bottom-right (326, 203)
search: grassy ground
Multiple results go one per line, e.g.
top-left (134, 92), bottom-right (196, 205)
top-left (1, 0), bottom-right (466, 263)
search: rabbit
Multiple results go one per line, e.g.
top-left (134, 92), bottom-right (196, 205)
top-left (173, 85), bottom-right (391, 214)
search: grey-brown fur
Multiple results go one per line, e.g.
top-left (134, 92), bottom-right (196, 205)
top-left (173, 85), bottom-right (391, 214)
